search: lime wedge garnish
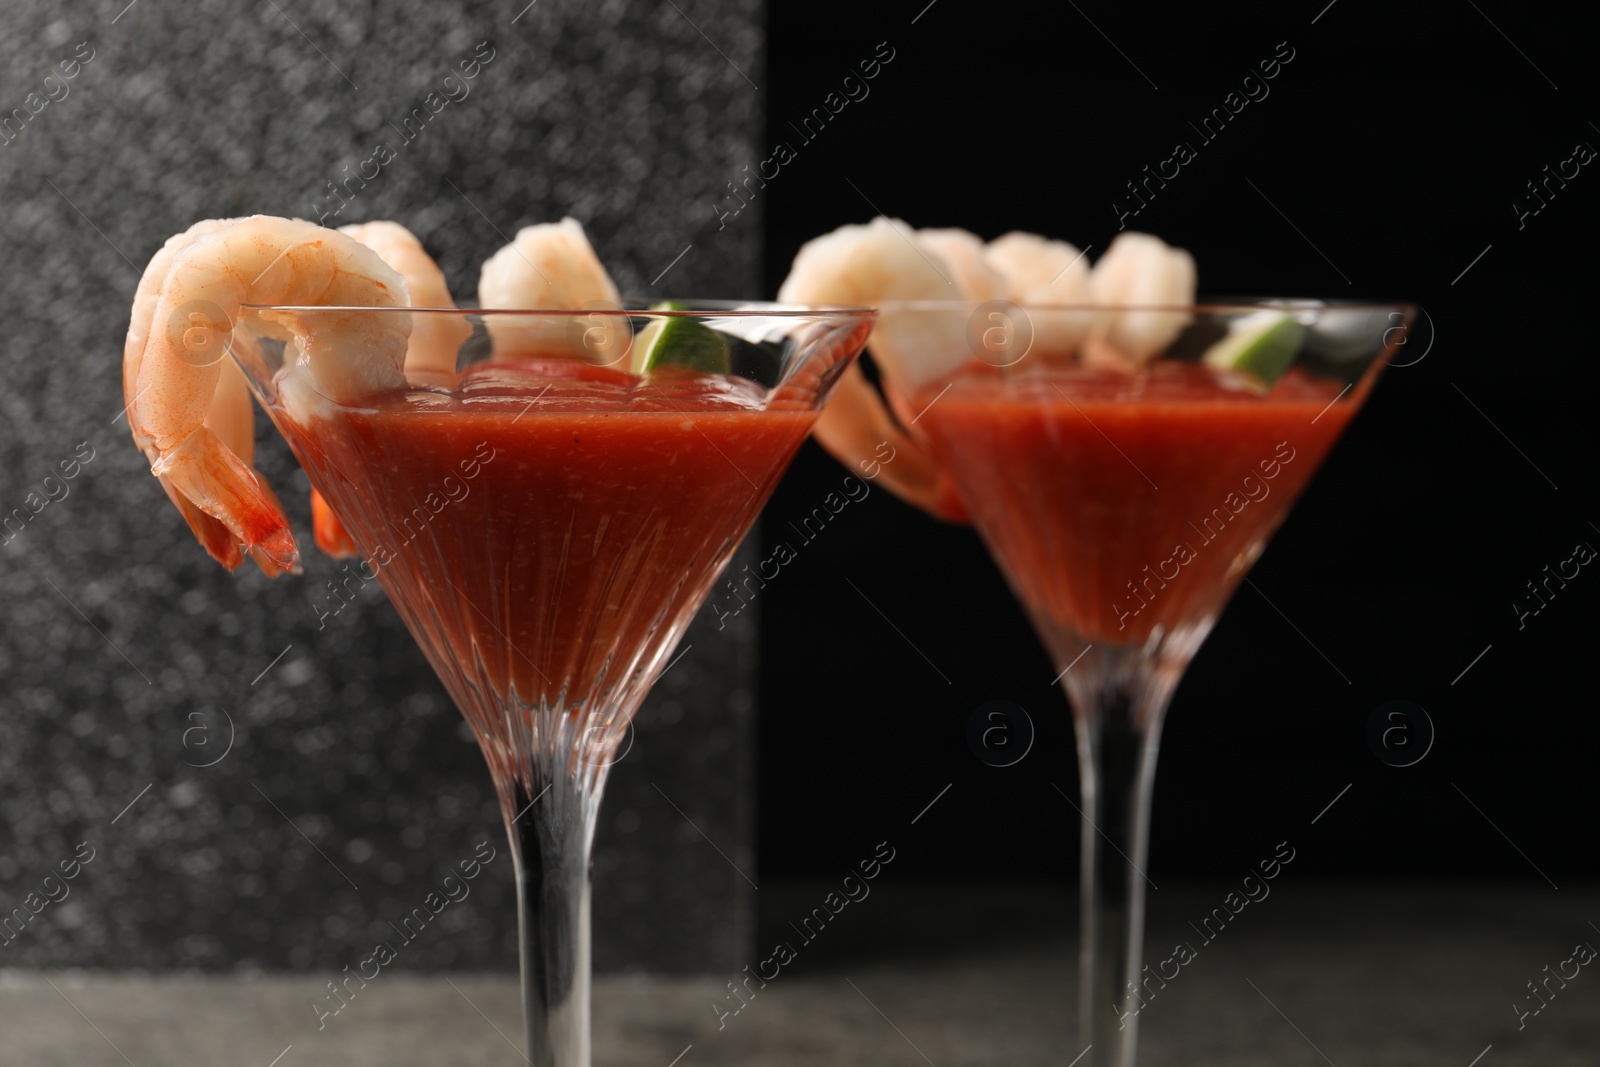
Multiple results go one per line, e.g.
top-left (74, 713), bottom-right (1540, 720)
top-left (631, 301), bottom-right (731, 375)
top-left (1202, 311), bottom-right (1304, 384)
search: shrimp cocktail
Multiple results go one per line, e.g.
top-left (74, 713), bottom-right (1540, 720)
top-left (779, 218), bottom-right (1412, 1066)
top-left (123, 213), bottom-right (874, 1066)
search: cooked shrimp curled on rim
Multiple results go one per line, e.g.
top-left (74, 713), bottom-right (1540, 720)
top-left (477, 217), bottom-right (627, 364)
top-left (776, 219), bottom-right (1198, 523)
top-left (124, 215), bottom-right (410, 575)
top-left (307, 221), bottom-right (471, 558)
top-left (778, 217), bottom-right (972, 521)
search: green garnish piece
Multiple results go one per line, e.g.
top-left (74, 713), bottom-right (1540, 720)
top-left (1202, 311), bottom-right (1304, 385)
top-left (630, 300), bottom-right (731, 375)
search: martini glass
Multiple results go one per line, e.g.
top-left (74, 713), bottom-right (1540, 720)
top-left (864, 299), bottom-right (1412, 1067)
top-left (229, 302), bottom-right (873, 1067)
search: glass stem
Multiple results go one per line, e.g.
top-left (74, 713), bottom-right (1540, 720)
top-left (1063, 646), bottom-right (1180, 1067)
top-left (502, 725), bottom-right (610, 1067)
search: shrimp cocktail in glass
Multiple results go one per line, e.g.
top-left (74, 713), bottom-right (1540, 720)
top-left (781, 217), bottom-right (1412, 1067)
top-left (122, 214), bottom-right (873, 1066)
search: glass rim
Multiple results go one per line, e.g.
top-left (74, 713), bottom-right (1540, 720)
top-left (240, 300), bottom-right (878, 318)
top-left (877, 298), bottom-right (1415, 313)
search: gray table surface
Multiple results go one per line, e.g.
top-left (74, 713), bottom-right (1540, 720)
top-left (4, 880), bottom-right (1596, 1065)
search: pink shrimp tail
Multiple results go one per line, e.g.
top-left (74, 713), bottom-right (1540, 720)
top-left (153, 426), bottom-right (301, 574)
top-left (310, 487), bottom-right (359, 558)
top-left (159, 477), bottom-right (243, 571)
top-left (812, 362), bottom-right (968, 524)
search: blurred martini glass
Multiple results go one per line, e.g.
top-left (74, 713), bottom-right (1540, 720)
top-left (231, 302), bottom-right (873, 1067)
top-left (870, 299), bottom-right (1411, 1066)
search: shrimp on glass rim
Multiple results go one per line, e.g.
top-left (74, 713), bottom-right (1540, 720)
top-left (124, 215), bottom-right (410, 575)
top-left (479, 216), bottom-right (620, 311)
top-left (777, 216), bottom-right (972, 521)
top-left (339, 220), bottom-right (470, 381)
top-left (306, 221), bottom-right (472, 558)
top-left (776, 219), bottom-right (1197, 523)
top-left (477, 217), bottom-right (629, 364)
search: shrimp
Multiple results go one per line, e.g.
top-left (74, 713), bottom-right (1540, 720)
top-left (985, 231), bottom-right (1096, 354)
top-left (125, 215), bottom-right (410, 575)
top-left (340, 220), bottom-right (470, 380)
top-left (917, 228), bottom-right (1006, 303)
top-left (779, 221), bottom-right (1200, 521)
top-left (125, 220), bottom-right (255, 569)
top-left (478, 217), bottom-right (626, 362)
top-left (478, 217), bottom-right (619, 308)
top-left (985, 231), bottom-right (1092, 302)
top-left (1084, 231), bottom-right (1196, 368)
top-left (777, 217), bottom-right (968, 521)
top-left (308, 221), bottom-right (471, 559)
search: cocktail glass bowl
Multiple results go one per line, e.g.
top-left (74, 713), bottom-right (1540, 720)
top-left (229, 302), bottom-right (874, 1067)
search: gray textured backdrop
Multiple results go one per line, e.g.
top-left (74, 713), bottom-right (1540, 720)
top-left (0, 0), bottom-right (762, 972)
